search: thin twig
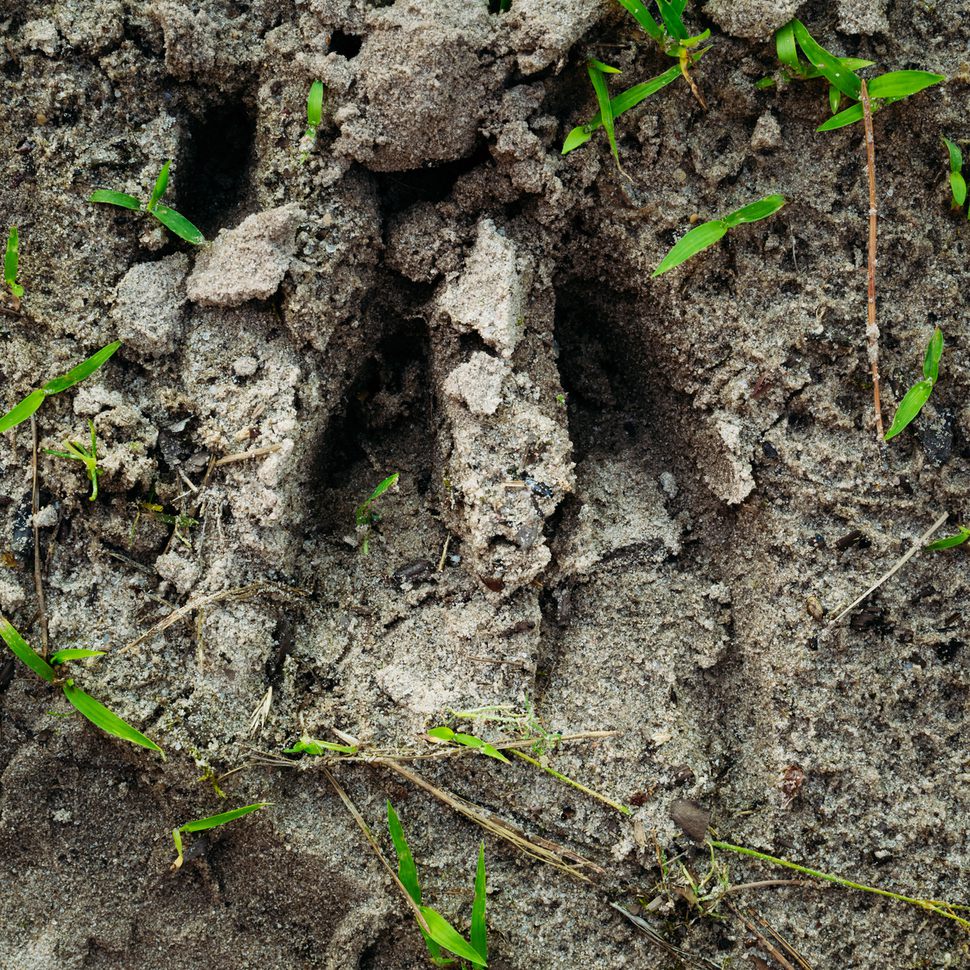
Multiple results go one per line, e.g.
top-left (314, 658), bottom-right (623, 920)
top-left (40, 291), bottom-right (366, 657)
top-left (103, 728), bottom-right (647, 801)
top-left (749, 910), bottom-right (816, 970)
top-left (610, 903), bottom-right (721, 970)
top-left (320, 766), bottom-right (434, 936)
top-left (380, 759), bottom-right (603, 881)
top-left (727, 904), bottom-right (798, 970)
top-left (213, 444), bottom-right (283, 467)
top-left (826, 512), bottom-right (948, 626)
top-left (722, 878), bottom-right (822, 896)
top-left (507, 748), bottom-right (631, 815)
top-left (861, 79), bottom-right (884, 442)
top-left (30, 416), bottom-right (48, 658)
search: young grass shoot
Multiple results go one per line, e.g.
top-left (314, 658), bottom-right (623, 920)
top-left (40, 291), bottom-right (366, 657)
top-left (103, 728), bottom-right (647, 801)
top-left (884, 327), bottom-right (943, 442)
top-left (4, 226), bottom-right (23, 299)
top-left (171, 803), bottom-right (270, 870)
top-left (0, 616), bottom-right (162, 755)
top-left (387, 801), bottom-right (488, 967)
top-left (942, 137), bottom-right (968, 216)
top-left (355, 472), bottom-right (399, 555)
top-left (45, 419), bottom-right (102, 501)
top-left (562, 0), bottom-right (710, 160)
top-left (652, 195), bottom-right (786, 276)
top-left (0, 340), bottom-right (121, 435)
top-left (926, 525), bottom-right (970, 551)
top-left (89, 161), bottom-right (205, 245)
top-left (300, 81), bottom-right (325, 161)
top-left (766, 20), bottom-right (943, 132)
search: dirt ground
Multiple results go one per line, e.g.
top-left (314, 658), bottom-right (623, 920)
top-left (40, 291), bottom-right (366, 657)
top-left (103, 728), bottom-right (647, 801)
top-left (1, 0), bottom-right (968, 967)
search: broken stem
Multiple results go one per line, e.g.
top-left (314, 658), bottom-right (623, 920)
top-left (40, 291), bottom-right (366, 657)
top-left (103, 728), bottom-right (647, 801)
top-left (861, 79), bottom-right (884, 442)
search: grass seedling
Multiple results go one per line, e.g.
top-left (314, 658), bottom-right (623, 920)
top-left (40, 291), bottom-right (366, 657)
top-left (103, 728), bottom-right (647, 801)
top-left (652, 195), bottom-right (785, 276)
top-left (0, 615), bottom-right (162, 755)
top-left (427, 726), bottom-right (511, 764)
top-left (89, 161), bottom-right (205, 245)
top-left (299, 81), bottom-right (325, 162)
top-left (769, 20), bottom-right (943, 132)
top-left (45, 419), bottom-right (101, 501)
top-left (562, 0), bottom-right (710, 159)
top-left (355, 472), bottom-right (399, 555)
top-left (942, 137), bottom-right (968, 216)
top-left (4, 226), bottom-right (23, 300)
top-left (926, 525), bottom-right (970, 550)
top-left (283, 736), bottom-right (359, 756)
top-left (171, 802), bottom-right (269, 870)
top-left (0, 340), bottom-right (121, 436)
top-left (884, 327), bottom-right (943, 442)
top-left (387, 801), bottom-right (488, 967)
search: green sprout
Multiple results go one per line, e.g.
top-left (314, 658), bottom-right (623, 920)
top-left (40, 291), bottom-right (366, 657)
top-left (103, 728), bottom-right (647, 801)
top-left (171, 802), bottom-right (270, 870)
top-left (427, 726), bottom-right (511, 764)
top-left (563, 0), bottom-right (710, 159)
top-left (4, 226), bottom-right (23, 299)
top-left (300, 81), bottom-right (325, 161)
top-left (89, 160), bottom-right (205, 245)
top-left (283, 737), bottom-right (358, 756)
top-left (764, 20), bottom-right (943, 132)
top-left (652, 195), bottom-right (786, 277)
top-left (884, 327), bottom-right (943, 442)
top-left (387, 801), bottom-right (488, 967)
top-left (0, 340), bottom-right (121, 436)
top-left (45, 419), bottom-right (101, 501)
top-left (355, 472), bottom-right (399, 556)
top-left (926, 525), bottom-right (970, 551)
top-left (755, 20), bottom-right (874, 113)
top-left (0, 616), bottom-right (162, 755)
top-left (942, 137), bottom-right (968, 215)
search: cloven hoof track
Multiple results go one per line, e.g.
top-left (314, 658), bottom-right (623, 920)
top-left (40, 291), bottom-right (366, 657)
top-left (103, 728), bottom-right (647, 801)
top-left (1, 1), bottom-right (969, 967)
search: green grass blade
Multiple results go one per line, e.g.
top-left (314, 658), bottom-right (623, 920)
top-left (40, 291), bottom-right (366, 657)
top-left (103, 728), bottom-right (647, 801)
top-left (0, 616), bottom-right (56, 683)
top-left (942, 136), bottom-right (963, 175)
top-left (49, 648), bottom-right (106, 664)
top-left (587, 61), bottom-right (620, 167)
top-left (5, 226), bottom-right (23, 297)
top-left (179, 802), bottom-right (269, 834)
top-left (653, 221), bottom-right (727, 277)
top-left (867, 70), bottom-right (943, 100)
top-left (471, 842), bottom-right (487, 962)
top-left (148, 160), bottom-right (171, 212)
top-left (367, 472), bottom-right (399, 503)
top-left (43, 340), bottom-right (122, 395)
top-left (951, 171), bottom-right (968, 207)
top-left (562, 63), bottom-right (683, 155)
top-left (0, 388), bottom-right (46, 434)
top-left (419, 907), bottom-right (487, 967)
top-left (427, 726), bottom-right (456, 740)
top-left (388, 802), bottom-right (445, 961)
top-left (884, 378), bottom-right (934, 441)
top-left (791, 19), bottom-right (861, 100)
top-left (922, 327), bottom-right (943, 382)
top-left (828, 83), bottom-right (841, 115)
top-left (655, 0), bottom-right (687, 40)
top-left (89, 190), bottom-right (142, 211)
top-left (817, 102), bottom-right (865, 131)
top-left (723, 194), bottom-right (786, 227)
top-left (172, 827), bottom-right (185, 869)
top-left (926, 527), bottom-right (970, 551)
top-left (453, 733), bottom-right (511, 764)
top-left (151, 204), bottom-right (206, 245)
top-left (614, 0), bottom-right (664, 43)
top-left (307, 80), bottom-right (324, 127)
top-left (775, 22), bottom-right (803, 74)
top-left (62, 680), bottom-right (163, 753)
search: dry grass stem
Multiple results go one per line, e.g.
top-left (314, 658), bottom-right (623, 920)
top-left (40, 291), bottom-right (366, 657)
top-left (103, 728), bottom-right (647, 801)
top-left (861, 79), bottom-right (884, 441)
top-left (30, 415), bottom-right (49, 657)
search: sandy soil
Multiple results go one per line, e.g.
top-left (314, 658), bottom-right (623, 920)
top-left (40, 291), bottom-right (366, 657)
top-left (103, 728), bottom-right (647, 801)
top-left (1, 0), bottom-right (968, 967)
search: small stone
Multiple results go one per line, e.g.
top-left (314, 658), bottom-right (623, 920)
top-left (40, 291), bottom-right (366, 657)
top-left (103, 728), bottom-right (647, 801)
top-left (751, 112), bottom-right (782, 151)
top-left (670, 798), bottom-right (712, 843)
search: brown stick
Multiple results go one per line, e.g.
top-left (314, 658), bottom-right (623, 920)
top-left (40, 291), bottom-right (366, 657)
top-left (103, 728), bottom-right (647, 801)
top-left (30, 416), bottom-right (49, 658)
top-left (861, 80), bottom-right (884, 442)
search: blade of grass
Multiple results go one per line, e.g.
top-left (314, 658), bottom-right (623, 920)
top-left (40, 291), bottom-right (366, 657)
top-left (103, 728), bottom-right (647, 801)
top-left (62, 679), bottom-right (163, 754)
top-left (0, 615), bottom-right (56, 683)
top-left (419, 907), bottom-right (486, 967)
top-left (0, 389), bottom-right (46, 434)
top-left (652, 221), bottom-right (727, 276)
top-left (471, 842), bottom-right (487, 962)
top-left (5, 226), bottom-right (23, 297)
top-left (923, 326), bottom-right (943, 382)
top-left (179, 802), bottom-right (269, 834)
top-left (49, 648), bottom-right (106, 664)
top-left (151, 205), bottom-right (206, 245)
top-left (723, 194), bottom-right (786, 227)
top-left (148, 161), bottom-right (170, 211)
top-left (89, 190), bottom-right (143, 210)
top-left (791, 20), bottom-right (861, 100)
top-left (307, 80), bottom-right (324, 128)
top-left (926, 527), bottom-right (970, 551)
top-left (43, 341), bottom-right (122, 394)
top-left (867, 70), bottom-right (943, 100)
top-left (883, 379), bottom-right (934, 440)
top-left (588, 60), bottom-right (621, 168)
